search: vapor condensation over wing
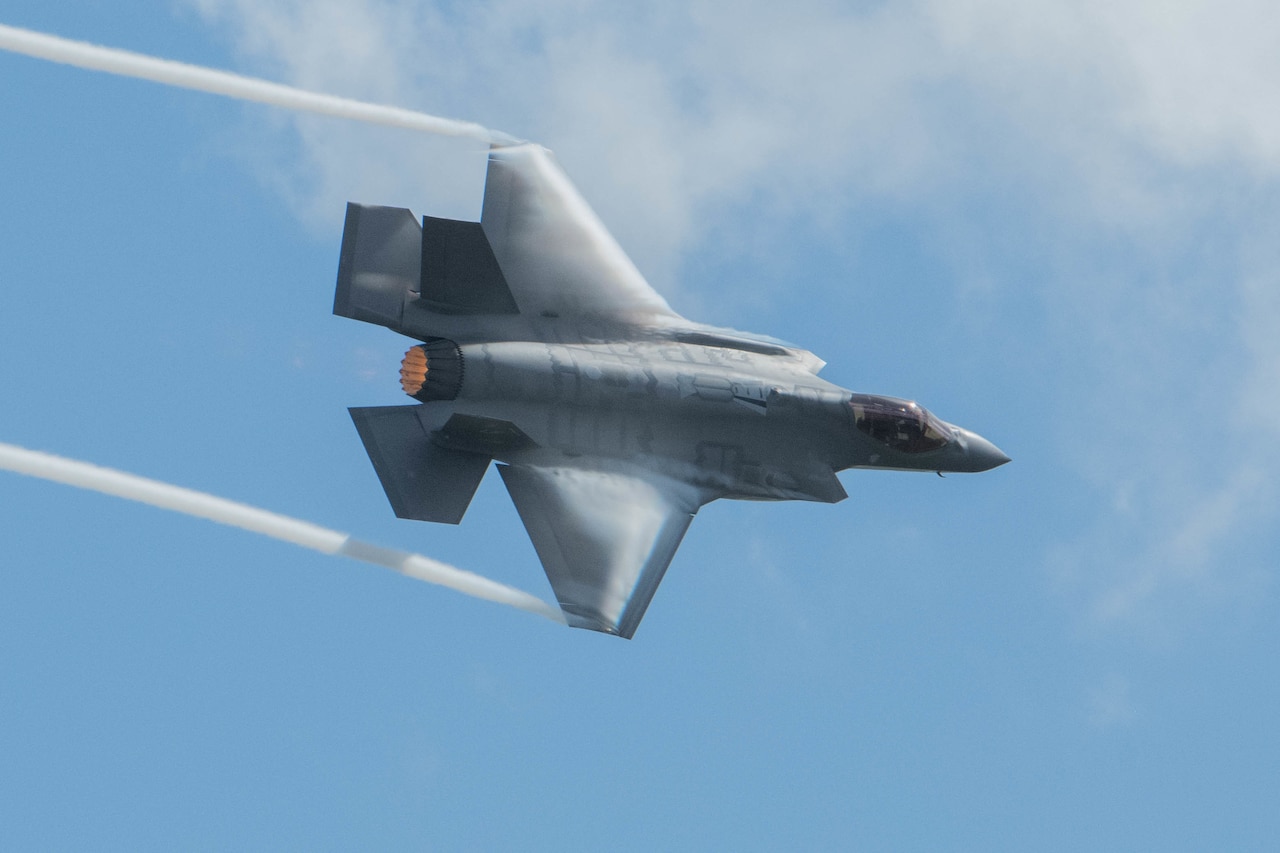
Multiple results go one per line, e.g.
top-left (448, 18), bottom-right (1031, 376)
top-left (0, 23), bottom-right (520, 145)
top-left (0, 442), bottom-right (565, 625)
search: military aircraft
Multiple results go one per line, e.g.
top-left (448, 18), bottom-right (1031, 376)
top-left (335, 142), bottom-right (1008, 638)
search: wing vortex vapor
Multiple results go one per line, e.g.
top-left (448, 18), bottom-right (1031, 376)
top-left (0, 23), bottom-right (520, 145)
top-left (0, 441), bottom-right (565, 625)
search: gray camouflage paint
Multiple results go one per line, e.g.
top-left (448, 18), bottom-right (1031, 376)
top-left (337, 143), bottom-right (1007, 637)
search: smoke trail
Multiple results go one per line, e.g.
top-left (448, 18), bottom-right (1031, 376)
top-left (0, 441), bottom-right (565, 625)
top-left (0, 23), bottom-right (520, 145)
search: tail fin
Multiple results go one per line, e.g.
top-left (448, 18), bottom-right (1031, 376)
top-left (335, 203), bottom-right (519, 333)
top-left (334, 204), bottom-right (421, 330)
top-left (348, 405), bottom-right (489, 525)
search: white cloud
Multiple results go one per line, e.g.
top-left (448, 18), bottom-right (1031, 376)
top-left (190, 0), bottom-right (967, 288)
top-left (189, 0), bottom-right (1280, 267)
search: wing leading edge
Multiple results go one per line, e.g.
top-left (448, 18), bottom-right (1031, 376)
top-left (498, 463), bottom-right (705, 638)
top-left (481, 144), bottom-right (683, 324)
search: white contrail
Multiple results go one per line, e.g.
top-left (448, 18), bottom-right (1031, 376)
top-left (0, 22), bottom-right (520, 145)
top-left (0, 441), bottom-right (565, 625)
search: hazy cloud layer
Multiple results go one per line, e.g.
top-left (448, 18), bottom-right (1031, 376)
top-left (192, 0), bottom-right (1280, 251)
top-left (192, 0), bottom-right (1280, 637)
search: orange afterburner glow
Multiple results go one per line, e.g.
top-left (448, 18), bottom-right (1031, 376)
top-left (399, 346), bottom-right (428, 396)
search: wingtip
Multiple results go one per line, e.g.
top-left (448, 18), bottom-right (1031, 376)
top-left (488, 131), bottom-right (529, 148)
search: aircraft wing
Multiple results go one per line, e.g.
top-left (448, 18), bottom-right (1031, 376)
top-left (481, 143), bottom-right (684, 324)
top-left (497, 462), bottom-right (705, 638)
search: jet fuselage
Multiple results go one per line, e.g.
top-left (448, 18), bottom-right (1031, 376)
top-left (401, 328), bottom-right (1007, 508)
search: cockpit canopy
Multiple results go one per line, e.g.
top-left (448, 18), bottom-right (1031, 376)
top-left (848, 394), bottom-right (952, 454)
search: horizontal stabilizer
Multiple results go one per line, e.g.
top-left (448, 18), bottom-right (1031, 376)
top-left (349, 406), bottom-right (489, 524)
top-left (420, 216), bottom-right (519, 314)
top-left (334, 204), bottom-right (421, 329)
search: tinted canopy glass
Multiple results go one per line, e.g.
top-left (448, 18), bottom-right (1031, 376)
top-left (848, 395), bottom-right (951, 454)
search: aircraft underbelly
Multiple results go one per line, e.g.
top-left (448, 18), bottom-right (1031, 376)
top-left (440, 345), bottom-right (849, 502)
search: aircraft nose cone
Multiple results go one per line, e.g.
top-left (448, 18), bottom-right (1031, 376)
top-left (957, 430), bottom-right (1011, 472)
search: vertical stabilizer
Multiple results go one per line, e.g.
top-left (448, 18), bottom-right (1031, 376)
top-left (334, 204), bottom-right (421, 330)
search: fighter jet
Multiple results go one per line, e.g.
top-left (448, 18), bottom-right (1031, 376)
top-left (335, 143), bottom-right (1008, 638)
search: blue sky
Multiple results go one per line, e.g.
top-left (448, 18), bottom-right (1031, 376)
top-left (3, 2), bottom-right (1279, 849)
